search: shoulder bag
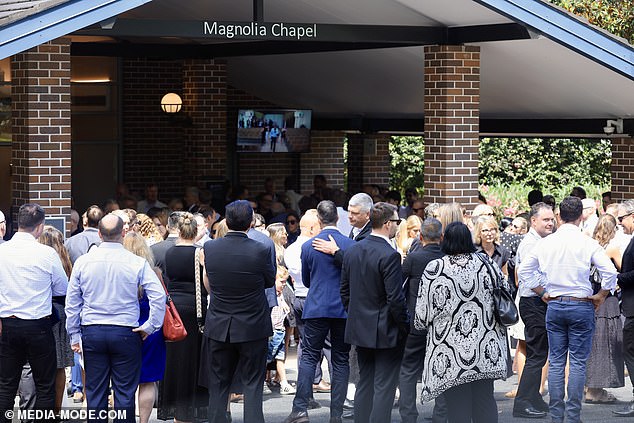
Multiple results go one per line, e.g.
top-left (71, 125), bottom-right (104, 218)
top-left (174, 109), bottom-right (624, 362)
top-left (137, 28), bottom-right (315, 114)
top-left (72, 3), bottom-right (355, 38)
top-left (194, 247), bottom-right (205, 333)
top-left (155, 270), bottom-right (187, 342)
top-left (477, 253), bottom-right (519, 327)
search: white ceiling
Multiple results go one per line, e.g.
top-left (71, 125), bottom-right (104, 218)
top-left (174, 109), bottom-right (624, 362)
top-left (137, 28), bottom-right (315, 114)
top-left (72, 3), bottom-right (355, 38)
top-left (115, 0), bottom-right (634, 121)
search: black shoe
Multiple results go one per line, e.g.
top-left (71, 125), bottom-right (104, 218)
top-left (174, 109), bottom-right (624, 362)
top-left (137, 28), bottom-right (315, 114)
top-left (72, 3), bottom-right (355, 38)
top-left (283, 410), bottom-right (309, 423)
top-left (342, 409), bottom-right (354, 419)
top-left (343, 399), bottom-right (354, 410)
top-left (512, 407), bottom-right (547, 419)
top-left (613, 402), bottom-right (634, 417)
top-left (532, 399), bottom-right (549, 413)
top-left (308, 398), bottom-right (321, 409)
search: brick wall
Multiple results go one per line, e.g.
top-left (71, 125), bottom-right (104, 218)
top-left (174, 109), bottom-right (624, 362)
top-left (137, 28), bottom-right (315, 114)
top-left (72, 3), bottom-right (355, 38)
top-left (423, 45), bottom-right (480, 210)
top-left (347, 133), bottom-right (390, 193)
top-left (122, 58), bottom-right (184, 200)
top-left (11, 38), bottom-right (72, 230)
top-left (610, 137), bottom-right (634, 201)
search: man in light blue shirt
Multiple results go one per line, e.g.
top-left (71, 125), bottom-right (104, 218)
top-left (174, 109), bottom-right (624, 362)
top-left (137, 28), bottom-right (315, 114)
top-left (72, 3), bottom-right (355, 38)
top-left (0, 203), bottom-right (68, 423)
top-left (66, 214), bottom-right (165, 423)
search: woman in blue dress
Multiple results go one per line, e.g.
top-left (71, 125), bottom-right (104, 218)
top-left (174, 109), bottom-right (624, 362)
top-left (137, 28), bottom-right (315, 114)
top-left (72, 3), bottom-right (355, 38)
top-left (123, 232), bottom-right (167, 423)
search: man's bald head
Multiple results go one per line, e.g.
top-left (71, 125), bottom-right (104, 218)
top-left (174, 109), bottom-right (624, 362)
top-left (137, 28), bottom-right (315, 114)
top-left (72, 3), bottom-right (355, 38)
top-left (99, 214), bottom-right (124, 242)
top-left (299, 210), bottom-right (319, 237)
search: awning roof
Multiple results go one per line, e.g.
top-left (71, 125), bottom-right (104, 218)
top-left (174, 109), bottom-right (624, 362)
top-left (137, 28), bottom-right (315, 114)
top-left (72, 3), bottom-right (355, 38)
top-left (3, 0), bottom-right (634, 136)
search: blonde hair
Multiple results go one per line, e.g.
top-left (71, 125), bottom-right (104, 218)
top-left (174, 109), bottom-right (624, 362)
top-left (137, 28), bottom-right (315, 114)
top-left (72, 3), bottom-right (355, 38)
top-left (395, 215), bottom-right (422, 258)
top-left (137, 213), bottom-right (164, 246)
top-left (474, 215), bottom-right (500, 245)
top-left (123, 232), bottom-right (155, 267)
top-left (38, 225), bottom-right (72, 278)
top-left (593, 214), bottom-right (617, 247)
top-left (267, 222), bottom-right (287, 265)
top-left (213, 219), bottom-right (229, 239)
top-left (276, 265), bottom-right (289, 280)
top-left (177, 212), bottom-right (197, 241)
top-left (437, 203), bottom-right (463, 231)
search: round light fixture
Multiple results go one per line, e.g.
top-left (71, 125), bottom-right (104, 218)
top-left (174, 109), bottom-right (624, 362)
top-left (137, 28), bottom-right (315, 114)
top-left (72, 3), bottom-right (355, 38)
top-left (161, 93), bottom-right (182, 113)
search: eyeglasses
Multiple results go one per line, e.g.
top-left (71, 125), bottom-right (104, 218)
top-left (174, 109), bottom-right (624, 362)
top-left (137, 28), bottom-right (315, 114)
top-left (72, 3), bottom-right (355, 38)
top-left (618, 212), bottom-right (633, 223)
top-left (511, 224), bottom-right (522, 230)
top-left (387, 218), bottom-right (402, 224)
top-left (286, 220), bottom-right (297, 224)
top-left (411, 208), bottom-right (424, 212)
top-left (478, 212), bottom-right (495, 217)
top-left (481, 228), bottom-right (497, 234)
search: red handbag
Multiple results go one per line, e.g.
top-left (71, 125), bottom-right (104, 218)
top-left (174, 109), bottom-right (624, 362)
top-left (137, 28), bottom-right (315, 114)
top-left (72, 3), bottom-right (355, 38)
top-left (156, 270), bottom-right (187, 342)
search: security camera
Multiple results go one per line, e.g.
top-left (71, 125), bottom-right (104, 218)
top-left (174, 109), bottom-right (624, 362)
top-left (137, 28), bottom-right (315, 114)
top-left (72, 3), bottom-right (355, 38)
top-left (604, 118), bottom-right (624, 136)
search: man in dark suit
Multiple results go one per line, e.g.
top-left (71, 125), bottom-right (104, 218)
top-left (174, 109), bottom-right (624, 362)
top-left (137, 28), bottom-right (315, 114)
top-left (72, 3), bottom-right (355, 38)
top-left (341, 202), bottom-right (409, 423)
top-left (284, 201), bottom-right (355, 423)
top-left (150, 211), bottom-right (182, 276)
top-left (614, 200), bottom-right (634, 416)
top-left (202, 200), bottom-right (276, 423)
top-left (399, 218), bottom-right (446, 423)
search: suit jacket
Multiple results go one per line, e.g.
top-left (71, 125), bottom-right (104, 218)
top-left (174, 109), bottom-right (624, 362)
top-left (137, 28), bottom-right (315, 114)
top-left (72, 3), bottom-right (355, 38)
top-left (203, 231), bottom-right (276, 343)
top-left (402, 243), bottom-right (445, 334)
top-left (333, 221), bottom-right (372, 267)
top-left (301, 228), bottom-right (355, 319)
top-left (150, 235), bottom-right (177, 276)
top-left (619, 236), bottom-right (634, 317)
top-left (247, 228), bottom-right (278, 308)
top-left (342, 235), bottom-right (409, 349)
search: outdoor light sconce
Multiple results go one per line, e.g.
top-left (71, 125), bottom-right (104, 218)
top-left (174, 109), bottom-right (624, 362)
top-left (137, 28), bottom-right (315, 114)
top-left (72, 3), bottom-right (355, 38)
top-left (160, 93), bottom-right (192, 126)
top-left (603, 118), bottom-right (624, 135)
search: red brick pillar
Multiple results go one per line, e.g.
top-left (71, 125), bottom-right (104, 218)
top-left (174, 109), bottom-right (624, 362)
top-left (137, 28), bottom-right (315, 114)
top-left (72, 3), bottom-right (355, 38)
top-left (423, 45), bottom-right (480, 209)
top-left (610, 137), bottom-right (634, 202)
top-left (300, 131), bottom-right (346, 193)
top-left (346, 133), bottom-right (391, 194)
top-left (182, 59), bottom-right (227, 187)
top-left (11, 38), bottom-right (71, 232)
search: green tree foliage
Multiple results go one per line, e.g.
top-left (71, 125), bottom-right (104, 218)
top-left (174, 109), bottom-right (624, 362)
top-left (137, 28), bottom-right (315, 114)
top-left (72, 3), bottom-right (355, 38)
top-left (550, 0), bottom-right (634, 43)
top-left (479, 138), bottom-right (611, 188)
top-left (389, 136), bottom-right (425, 193)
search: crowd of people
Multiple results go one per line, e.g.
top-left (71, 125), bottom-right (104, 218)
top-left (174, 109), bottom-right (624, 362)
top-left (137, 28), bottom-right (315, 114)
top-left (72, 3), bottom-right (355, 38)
top-left (0, 177), bottom-right (633, 423)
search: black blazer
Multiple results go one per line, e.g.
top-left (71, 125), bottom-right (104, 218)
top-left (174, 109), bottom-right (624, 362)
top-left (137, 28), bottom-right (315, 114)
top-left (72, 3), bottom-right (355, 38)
top-left (151, 236), bottom-right (177, 276)
top-left (333, 221), bottom-right (372, 267)
top-left (619, 236), bottom-right (634, 317)
top-left (341, 235), bottom-right (409, 349)
top-left (402, 243), bottom-right (445, 334)
top-left (203, 232), bottom-right (276, 342)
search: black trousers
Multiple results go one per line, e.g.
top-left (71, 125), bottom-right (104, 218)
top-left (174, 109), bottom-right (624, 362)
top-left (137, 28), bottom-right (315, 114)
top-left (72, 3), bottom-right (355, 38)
top-left (444, 379), bottom-right (497, 423)
top-left (355, 343), bottom-right (405, 423)
top-left (623, 317), bottom-right (634, 394)
top-left (293, 296), bottom-right (332, 385)
top-left (514, 296), bottom-right (549, 411)
top-left (206, 337), bottom-right (268, 423)
top-left (0, 318), bottom-right (56, 423)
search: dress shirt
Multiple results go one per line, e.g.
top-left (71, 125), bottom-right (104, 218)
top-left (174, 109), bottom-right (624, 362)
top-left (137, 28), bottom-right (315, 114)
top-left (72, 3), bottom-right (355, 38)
top-left (65, 242), bottom-right (165, 345)
top-left (283, 234), bottom-right (310, 298)
top-left (518, 223), bottom-right (617, 298)
top-left (516, 228), bottom-right (543, 298)
top-left (65, 227), bottom-right (101, 264)
top-left (0, 232), bottom-right (68, 319)
top-left (137, 199), bottom-right (167, 213)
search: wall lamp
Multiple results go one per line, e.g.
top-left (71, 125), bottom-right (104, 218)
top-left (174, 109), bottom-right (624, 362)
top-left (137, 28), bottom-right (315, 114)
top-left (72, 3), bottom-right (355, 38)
top-left (160, 93), bottom-right (192, 126)
top-left (603, 118), bottom-right (623, 136)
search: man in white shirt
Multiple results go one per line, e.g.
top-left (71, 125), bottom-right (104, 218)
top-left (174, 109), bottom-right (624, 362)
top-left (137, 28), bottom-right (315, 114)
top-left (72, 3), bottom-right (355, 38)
top-left (518, 196), bottom-right (617, 423)
top-left (512, 202), bottom-right (555, 419)
top-left (137, 184), bottom-right (167, 213)
top-left (0, 210), bottom-right (5, 243)
top-left (0, 204), bottom-right (69, 422)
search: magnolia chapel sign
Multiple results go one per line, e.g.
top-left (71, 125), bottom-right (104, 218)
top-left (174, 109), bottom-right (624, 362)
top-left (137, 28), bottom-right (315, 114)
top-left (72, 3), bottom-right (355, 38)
top-left (203, 21), bottom-right (318, 40)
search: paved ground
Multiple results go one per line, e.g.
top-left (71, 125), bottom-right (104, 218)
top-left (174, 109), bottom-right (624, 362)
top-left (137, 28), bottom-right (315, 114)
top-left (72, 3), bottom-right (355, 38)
top-left (27, 344), bottom-right (634, 422)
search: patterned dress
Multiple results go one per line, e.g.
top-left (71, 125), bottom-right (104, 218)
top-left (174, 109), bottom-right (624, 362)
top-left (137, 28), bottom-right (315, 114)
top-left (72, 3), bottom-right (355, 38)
top-left (415, 253), bottom-right (509, 402)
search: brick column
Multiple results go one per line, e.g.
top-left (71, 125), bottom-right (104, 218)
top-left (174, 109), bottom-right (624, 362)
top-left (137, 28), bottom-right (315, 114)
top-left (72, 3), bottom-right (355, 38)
top-left (346, 133), bottom-right (390, 194)
top-left (423, 45), bottom-right (480, 209)
top-left (610, 137), bottom-right (634, 201)
top-left (300, 131), bottom-right (346, 192)
top-left (11, 38), bottom-right (71, 232)
top-left (182, 59), bottom-right (227, 187)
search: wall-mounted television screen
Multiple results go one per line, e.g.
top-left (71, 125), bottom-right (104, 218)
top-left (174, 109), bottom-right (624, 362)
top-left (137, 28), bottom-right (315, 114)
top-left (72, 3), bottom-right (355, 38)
top-left (237, 109), bottom-right (311, 153)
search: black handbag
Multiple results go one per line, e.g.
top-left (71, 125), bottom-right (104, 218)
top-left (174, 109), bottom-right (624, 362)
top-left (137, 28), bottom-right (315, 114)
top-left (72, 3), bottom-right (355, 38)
top-left (477, 253), bottom-right (519, 327)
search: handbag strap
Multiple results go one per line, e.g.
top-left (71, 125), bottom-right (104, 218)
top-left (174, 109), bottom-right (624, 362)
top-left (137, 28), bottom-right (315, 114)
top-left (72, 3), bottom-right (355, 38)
top-left (194, 247), bottom-right (203, 328)
top-left (476, 252), bottom-right (500, 289)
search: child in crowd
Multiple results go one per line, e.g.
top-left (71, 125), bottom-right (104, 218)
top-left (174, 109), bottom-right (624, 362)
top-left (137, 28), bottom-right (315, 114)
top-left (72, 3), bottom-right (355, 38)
top-left (267, 266), bottom-right (296, 395)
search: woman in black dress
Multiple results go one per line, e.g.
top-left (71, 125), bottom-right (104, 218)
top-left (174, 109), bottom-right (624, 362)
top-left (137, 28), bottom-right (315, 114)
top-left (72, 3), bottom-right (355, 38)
top-left (158, 212), bottom-right (208, 422)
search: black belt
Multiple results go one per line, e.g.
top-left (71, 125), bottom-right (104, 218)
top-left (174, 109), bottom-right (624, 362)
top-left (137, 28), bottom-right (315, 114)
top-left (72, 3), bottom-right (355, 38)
top-left (552, 296), bottom-right (592, 303)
